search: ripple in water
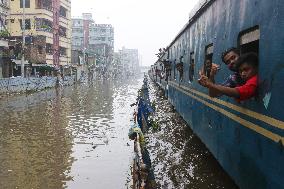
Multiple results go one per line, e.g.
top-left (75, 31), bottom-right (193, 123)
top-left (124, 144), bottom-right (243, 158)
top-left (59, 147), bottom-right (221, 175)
top-left (0, 78), bottom-right (143, 189)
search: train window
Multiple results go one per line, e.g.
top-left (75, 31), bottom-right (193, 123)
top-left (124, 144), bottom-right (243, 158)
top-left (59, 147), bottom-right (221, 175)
top-left (173, 59), bottom-right (176, 80)
top-left (172, 46), bottom-right (176, 80)
top-left (204, 44), bottom-right (214, 77)
top-left (239, 26), bottom-right (259, 54)
top-left (189, 52), bottom-right (195, 82)
top-left (167, 49), bottom-right (170, 59)
top-left (177, 56), bottom-right (184, 82)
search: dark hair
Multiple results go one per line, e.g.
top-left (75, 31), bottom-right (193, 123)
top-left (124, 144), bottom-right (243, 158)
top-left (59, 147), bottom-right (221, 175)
top-left (235, 52), bottom-right (258, 70)
top-left (129, 132), bottom-right (137, 140)
top-left (221, 47), bottom-right (240, 63)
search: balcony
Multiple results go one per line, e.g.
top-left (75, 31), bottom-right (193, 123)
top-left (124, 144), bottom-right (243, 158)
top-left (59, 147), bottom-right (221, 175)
top-left (59, 56), bottom-right (68, 65)
top-left (46, 54), bottom-right (53, 61)
top-left (0, 0), bottom-right (9, 9)
top-left (59, 17), bottom-right (69, 27)
top-left (35, 0), bottom-right (52, 12)
top-left (60, 0), bottom-right (71, 8)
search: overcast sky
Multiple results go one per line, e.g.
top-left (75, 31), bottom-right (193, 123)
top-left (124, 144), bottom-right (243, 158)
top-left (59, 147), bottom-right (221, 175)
top-left (71, 0), bottom-right (200, 66)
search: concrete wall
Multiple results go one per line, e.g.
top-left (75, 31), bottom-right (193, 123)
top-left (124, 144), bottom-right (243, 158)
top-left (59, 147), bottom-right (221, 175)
top-left (0, 76), bottom-right (75, 94)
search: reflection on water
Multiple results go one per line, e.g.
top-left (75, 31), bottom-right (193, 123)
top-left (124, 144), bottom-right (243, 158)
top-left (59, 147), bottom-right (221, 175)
top-left (0, 78), bottom-right (142, 189)
top-left (147, 81), bottom-right (239, 189)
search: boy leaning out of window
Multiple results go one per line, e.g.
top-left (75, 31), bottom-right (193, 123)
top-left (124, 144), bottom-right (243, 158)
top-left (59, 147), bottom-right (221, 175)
top-left (198, 52), bottom-right (258, 102)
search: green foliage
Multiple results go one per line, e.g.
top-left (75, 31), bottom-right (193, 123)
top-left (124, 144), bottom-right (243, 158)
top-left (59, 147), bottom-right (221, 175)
top-left (37, 66), bottom-right (54, 72)
top-left (150, 119), bottom-right (160, 132)
top-left (151, 101), bottom-right (156, 111)
top-left (0, 30), bottom-right (10, 37)
top-left (41, 25), bottom-right (49, 29)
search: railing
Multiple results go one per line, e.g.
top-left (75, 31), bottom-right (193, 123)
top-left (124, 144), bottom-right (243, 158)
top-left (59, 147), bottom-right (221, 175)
top-left (133, 135), bottom-right (147, 189)
top-left (0, 1), bottom-right (9, 9)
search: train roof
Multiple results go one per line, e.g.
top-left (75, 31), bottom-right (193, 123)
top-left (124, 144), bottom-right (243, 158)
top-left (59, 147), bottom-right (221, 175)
top-left (163, 0), bottom-right (214, 53)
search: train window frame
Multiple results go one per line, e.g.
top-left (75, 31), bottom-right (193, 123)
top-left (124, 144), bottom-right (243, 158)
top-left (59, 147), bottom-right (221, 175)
top-left (173, 46), bottom-right (176, 80)
top-left (173, 59), bottom-right (176, 80)
top-left (204, 43), bottom-right (214, 78)
top-left (238, 25), bottom-right (259, 55)
top-left (177, 55), bottom-right (184, 82)
top-left (189, 51), bottom-right (195, 83)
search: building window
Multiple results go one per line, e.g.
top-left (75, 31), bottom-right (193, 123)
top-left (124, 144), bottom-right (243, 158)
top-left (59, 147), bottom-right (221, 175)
top-left (19, 19), bottom-right (31, 30)
top-left (36, 18), bottom-right (52, 32)
top-left (20, 0), bottom-right (30, 8)
top-left (59, 6), bottom-right (67, 17)
top-left (59, 47), bottom-right (67, 56)
top-left (46, 43), bottom-right (52, 54)
top-left (38, 46), bottom-right (43, 54)
top-left (59, 26), bottom-right (67, 37)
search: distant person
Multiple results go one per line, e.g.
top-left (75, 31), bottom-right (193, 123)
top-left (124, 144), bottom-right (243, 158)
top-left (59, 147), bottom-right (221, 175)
top-left (198, 53), bottom-right (258, 102)
top-left (128, 123), bottom-right (145, 150)
top-left (189, 61), bottom-right (195, 82)
top-left (204, 58), bottom-right (212, 77)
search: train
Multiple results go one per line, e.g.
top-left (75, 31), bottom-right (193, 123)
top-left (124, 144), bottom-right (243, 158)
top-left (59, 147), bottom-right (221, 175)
top-left (149, 0), bottom-right (284, 188)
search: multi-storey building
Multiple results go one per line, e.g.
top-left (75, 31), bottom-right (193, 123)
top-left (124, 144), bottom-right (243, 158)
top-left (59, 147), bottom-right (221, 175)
top-left (119, 47), bottom-right (139, 74)
top-left (7, 0), bottom-right (71, 67)
top-left (0, 0), bottom-right (9, 78)
top-left (0, 0), bottom-right (9, 32)
top-left (72, 13), bottom-right (114, 66)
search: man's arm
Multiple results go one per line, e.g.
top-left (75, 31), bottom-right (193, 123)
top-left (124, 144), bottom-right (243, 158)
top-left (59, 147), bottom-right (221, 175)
top-left (199, 75), bottom-right (240, 98)
top-left (203, 64), bottom-right (223, 97)
top-left (207, 83), bottom-right (240, 98)
top-left (208, 86), bottom-right (223, 97)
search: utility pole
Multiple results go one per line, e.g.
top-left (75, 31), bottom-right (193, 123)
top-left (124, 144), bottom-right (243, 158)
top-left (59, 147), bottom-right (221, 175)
top-left (21, 0), bottom-right (26, 77)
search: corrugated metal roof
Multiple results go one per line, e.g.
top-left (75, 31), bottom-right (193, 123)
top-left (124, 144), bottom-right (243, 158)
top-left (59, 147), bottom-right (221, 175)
top-left (158, 0), bottom-right (215, 61)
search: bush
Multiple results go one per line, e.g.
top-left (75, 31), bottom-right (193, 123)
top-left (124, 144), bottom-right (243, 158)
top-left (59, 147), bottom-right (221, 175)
top-left (0, 30), bottom-right (10, 38)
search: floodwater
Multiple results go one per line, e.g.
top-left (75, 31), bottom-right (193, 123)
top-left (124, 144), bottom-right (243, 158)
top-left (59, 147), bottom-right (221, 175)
top-left (0, 76), bottom-right (238, 189)
top-left (0, 78), bottom-right (142, 189)
top-left (146, 80), bottom-right (239, 189)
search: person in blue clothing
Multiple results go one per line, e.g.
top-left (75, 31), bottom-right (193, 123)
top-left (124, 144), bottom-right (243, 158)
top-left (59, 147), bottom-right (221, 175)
top-left (201, 47), bottom-right (245, 97)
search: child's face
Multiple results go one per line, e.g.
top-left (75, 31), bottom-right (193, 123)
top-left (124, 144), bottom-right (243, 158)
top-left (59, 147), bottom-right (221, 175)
top-left (205, 60), bottom-right (211, 69)
top-left (239, 62), bottom-right (257, 81)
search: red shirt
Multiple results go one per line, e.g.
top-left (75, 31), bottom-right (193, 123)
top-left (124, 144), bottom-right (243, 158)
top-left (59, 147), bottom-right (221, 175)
top-left (236, 75), bottom-right (258, 101)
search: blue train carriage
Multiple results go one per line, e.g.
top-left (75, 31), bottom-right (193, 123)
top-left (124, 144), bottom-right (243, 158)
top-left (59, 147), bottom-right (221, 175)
top-left (151, 0), bottom-right (284, 188)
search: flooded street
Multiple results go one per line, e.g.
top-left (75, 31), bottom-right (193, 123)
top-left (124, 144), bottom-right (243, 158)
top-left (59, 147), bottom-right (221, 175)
top-left (0, 78), bottom-right (142, 189)
top-left (0, 76), bottom-right (238, 189)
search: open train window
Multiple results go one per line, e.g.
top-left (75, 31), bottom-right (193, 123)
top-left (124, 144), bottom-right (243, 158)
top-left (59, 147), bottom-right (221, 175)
top-left (204, 44), bottom-right (213, 77)
top-left (189, 52), bottom-right (195, 82)
top-left (238, 26), bottom-right (259, 55)
top-left (177, 56), bottom-right (184, 82)
top-left (173, 59), bottom-right (176, 80)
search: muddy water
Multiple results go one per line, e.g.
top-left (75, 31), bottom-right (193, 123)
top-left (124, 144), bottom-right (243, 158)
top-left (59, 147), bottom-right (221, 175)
top-left (146, 80), bottom-right (239, 189)
top-left (0, 79), bottom-right (142, 189)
